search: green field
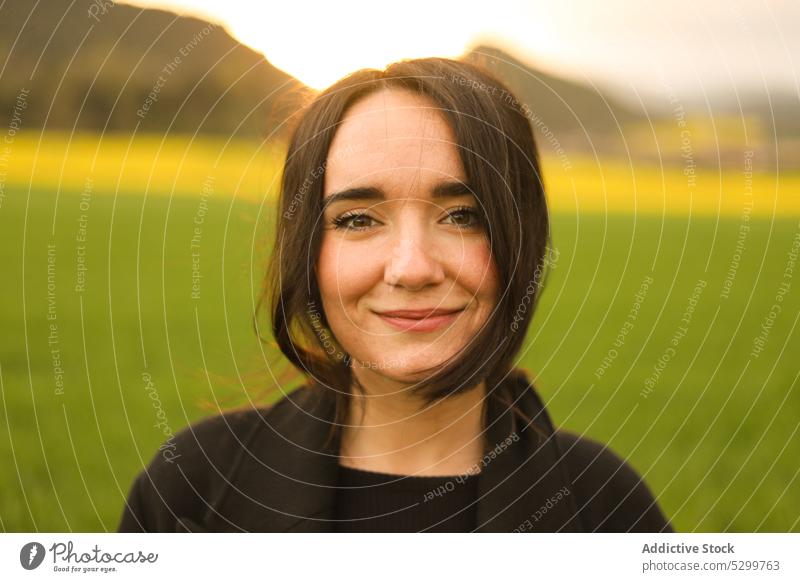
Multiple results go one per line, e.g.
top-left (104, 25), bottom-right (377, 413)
top-left (1, 139), bottom-right (799, 532)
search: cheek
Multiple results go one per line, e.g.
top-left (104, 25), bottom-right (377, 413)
top-left (458, 240), bottom-right (499, 303)
top-left (316, 236), bottom-right (374, 312)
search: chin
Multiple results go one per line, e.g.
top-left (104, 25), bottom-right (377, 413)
top-left (352, 350), bottom-right (452, 381)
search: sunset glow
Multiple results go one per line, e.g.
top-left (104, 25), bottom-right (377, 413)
top-left (123, 0), bottom-right (798, 97)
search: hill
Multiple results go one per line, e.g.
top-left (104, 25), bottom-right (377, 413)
top-left (0, 0), bottom-right (311, 137)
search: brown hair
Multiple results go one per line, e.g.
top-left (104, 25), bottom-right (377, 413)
top-left (255, 56), bottom-right (552, 449)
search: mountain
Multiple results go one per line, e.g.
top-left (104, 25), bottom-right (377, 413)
top-left (0, 1), bottom-right (646, 144)
top-left (1, 1), bottom-right (795, 167)
top-left (0, 0), bottom-right (311, 137)
top-left (465, 45), bottom-right (640, 131)
top-left (463, 45), bottom-right (642, 154)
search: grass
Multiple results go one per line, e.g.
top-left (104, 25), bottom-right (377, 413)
top-left (0, 133), bottom-right (798, 532)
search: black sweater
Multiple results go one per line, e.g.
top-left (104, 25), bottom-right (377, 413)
top-left (117, 371), bottom-right (674, 533)
top-left (333, 464), bottom-right (480, 532)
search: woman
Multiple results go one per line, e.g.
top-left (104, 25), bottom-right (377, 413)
top-left (118, 56), bottom-right (672, 533)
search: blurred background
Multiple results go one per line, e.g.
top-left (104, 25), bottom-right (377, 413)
top-left (0, 0), bottom-right (798, 532)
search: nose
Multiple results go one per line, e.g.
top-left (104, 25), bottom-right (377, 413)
top-left (384, 225), bottom-right (446, 291)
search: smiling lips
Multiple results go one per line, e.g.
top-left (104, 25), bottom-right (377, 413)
top-left (375, 307), bottom-right (464, 332)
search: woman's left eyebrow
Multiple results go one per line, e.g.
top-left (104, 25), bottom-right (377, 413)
top-left (322, 180), bottom-right (474, 209)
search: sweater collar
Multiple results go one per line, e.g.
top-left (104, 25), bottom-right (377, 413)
top-left (198, 371), bottom-right (583, 532)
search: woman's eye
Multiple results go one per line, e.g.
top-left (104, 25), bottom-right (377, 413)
top-left (332, 212), bottom-right (376, 231)
top-left (444, 207), bottom-right (481, 229)
top-left (331, 207), bottom-right (481, 231)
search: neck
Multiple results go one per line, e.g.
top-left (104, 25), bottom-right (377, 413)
top-left (338, 367), bottom-right (488, 477)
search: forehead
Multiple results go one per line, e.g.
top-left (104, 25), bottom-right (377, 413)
top-left (324, 88), bottom-right (465, 195)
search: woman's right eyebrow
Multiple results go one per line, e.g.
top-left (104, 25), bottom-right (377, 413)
top-left (322, 186), bottom-right (383, 209)
top-left (322, 180), bottom-right (473, 210)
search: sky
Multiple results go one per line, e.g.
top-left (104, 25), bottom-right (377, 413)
top-left (124, 0), bottom-right (799, 105)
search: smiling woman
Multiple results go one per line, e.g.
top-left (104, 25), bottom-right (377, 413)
top-left (118, 57), bottom-right (673, 533)
top-left (318, 88), bottom-right (501, 407)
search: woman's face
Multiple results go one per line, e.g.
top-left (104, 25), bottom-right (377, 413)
top-left (317, 88), bottom-right (499, 383)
